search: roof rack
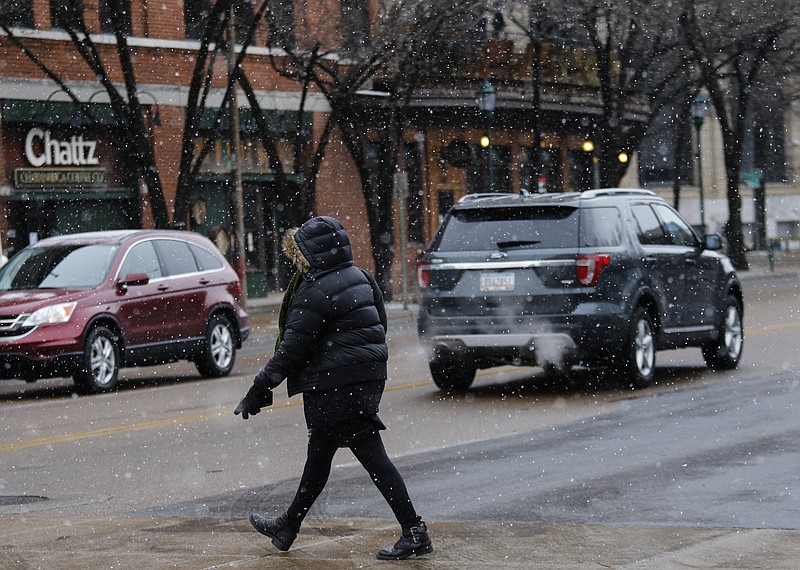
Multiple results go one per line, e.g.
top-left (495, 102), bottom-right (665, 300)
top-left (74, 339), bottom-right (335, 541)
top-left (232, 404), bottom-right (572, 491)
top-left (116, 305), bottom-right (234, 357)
top-left (581, 188), bottom-right (655, 198)
top-left (457, 192), bottom-right (510, 203)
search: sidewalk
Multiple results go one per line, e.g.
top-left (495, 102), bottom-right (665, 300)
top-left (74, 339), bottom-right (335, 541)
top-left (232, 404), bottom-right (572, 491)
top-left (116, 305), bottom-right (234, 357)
top-left (5, 514), bottom-right (800, 569)
top-left (737, 249), bottom-right (800, 280)
top-left (243, 291), bottom-right (420, 330)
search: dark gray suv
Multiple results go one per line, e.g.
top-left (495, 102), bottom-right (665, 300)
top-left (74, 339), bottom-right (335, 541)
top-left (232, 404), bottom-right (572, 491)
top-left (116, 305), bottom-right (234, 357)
top-left (416, 189), bottom-right (743, 391)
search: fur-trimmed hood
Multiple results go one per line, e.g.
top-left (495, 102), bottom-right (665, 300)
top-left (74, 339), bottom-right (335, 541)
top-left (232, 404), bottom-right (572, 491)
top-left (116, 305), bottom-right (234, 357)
top-left (282, 228), bottom-right (309, 272)
top-left (282, 216), bottom-right (353, 274)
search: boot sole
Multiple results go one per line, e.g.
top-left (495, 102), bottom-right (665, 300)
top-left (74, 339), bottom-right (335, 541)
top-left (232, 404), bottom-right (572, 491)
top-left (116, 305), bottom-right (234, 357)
top-left (376, 544), bottom-right (433, 560)
top-left (248, 514), bottom-right (292, 551)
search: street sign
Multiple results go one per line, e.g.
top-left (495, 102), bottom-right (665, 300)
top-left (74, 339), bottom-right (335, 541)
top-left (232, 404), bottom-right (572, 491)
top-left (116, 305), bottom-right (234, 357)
top-left (740, 168), bottom-right (763, 189)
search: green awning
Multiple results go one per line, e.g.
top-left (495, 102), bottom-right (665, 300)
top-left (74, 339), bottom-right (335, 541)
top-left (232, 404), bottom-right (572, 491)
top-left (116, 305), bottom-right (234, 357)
top-left (2, 100), bottom-right (118, 126)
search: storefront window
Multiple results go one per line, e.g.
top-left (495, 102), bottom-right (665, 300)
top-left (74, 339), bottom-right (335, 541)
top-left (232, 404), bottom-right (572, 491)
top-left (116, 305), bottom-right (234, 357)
top-left (568, 149), bottom-right (593, 193)
top-left (198, 135), bottom-right (294, 174)
top-left (521, 147), bottom-right (562, 193)
top-left (466, 144), bottom-right (511, 194)
top-left (243, 184), bottom-right (265, 272)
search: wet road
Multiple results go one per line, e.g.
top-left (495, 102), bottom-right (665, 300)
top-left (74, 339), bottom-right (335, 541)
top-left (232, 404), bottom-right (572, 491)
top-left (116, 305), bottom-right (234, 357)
top-left (1, 274), bottom-right (799, 536)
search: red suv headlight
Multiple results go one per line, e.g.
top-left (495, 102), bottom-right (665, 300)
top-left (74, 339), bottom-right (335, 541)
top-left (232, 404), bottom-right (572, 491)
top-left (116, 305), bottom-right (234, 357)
top-left (23, 302), bottom-right (78, 326)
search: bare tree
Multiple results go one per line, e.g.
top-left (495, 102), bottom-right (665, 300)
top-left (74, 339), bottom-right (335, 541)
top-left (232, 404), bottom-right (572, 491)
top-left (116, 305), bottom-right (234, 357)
top-left (271, 0), bottom-right (484, 297)
top-left (509, 0), bottom-right (686, 187)
top-left (680, 0), bottom-right (800, 270)
top-left (1, 0), bottom-right (290, 231)
top-left (1, 0), bottom-right (173, 226)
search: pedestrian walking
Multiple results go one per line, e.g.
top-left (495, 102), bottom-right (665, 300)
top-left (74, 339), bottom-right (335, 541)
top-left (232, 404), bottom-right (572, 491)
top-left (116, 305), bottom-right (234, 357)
top-left (234, 216), bottom-right (432, 560)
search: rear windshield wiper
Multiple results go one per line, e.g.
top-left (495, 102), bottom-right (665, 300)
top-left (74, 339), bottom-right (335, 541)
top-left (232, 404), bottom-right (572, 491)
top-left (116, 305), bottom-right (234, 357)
top-left (496, 240), bottom-right (541, 249)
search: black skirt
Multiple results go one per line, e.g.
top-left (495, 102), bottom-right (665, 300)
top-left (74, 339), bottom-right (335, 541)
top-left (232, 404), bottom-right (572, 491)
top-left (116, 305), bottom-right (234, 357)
top-left (303, 380), bottom-right (386, 446)
top-left (303, 380), bottom-right (384, 428)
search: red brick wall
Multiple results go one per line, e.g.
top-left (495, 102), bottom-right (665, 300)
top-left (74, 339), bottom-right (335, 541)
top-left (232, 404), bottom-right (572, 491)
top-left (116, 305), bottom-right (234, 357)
top-left (313, 121), bottom-right (374, 273)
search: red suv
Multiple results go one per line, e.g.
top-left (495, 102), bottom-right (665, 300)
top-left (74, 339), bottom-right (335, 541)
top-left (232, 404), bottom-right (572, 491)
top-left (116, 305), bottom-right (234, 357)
top-left (0, 230), bottom-right (249, 392)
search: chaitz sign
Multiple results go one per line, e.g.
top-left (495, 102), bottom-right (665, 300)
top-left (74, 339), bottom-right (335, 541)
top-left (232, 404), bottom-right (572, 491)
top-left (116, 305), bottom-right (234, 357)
top-left (15, 127), bottom-right (108, 189)
top-left (24, 128), bottom-right (100, 167)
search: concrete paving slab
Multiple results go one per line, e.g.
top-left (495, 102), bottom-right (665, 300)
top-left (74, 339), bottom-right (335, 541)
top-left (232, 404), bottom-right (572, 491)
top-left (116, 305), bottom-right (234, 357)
top-left (3, 516), bottom-right (800, 569)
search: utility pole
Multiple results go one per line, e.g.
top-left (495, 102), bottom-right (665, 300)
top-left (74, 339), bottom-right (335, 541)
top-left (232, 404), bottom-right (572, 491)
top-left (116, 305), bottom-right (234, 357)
top-left (227, 7), bottom-right (248, 307)
top-left (394, 171), bottom-right (409, 310)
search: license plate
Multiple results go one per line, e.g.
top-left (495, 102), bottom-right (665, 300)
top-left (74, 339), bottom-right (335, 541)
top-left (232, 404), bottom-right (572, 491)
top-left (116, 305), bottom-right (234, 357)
top-left (480, 272), bottom-right (515, 292)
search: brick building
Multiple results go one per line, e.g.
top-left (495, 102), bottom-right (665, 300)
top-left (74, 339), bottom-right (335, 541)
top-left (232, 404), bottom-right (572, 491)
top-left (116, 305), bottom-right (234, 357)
top-left (1, 1), bottom-right (638, 299)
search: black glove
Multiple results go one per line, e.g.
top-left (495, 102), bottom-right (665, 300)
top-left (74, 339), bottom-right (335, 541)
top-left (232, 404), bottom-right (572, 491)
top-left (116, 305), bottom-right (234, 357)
top-left (234, 384), bottom-right (273, 420)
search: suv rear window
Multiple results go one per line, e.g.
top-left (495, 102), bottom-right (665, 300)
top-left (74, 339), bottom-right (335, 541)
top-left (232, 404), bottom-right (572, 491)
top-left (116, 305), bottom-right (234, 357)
top-left (581, 207), bottom-right (623, 247)
top-left (434, 206), bottom-right (579, 252)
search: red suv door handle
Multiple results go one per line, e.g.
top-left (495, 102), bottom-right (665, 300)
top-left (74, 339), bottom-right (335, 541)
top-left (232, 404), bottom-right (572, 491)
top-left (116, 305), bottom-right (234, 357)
top-left (198, 278), bottom-right (210, 286)
top-left (157, 284), bottom-right (169, 292)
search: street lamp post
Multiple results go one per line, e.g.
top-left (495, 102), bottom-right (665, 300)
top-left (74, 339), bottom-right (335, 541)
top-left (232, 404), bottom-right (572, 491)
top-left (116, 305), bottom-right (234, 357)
top-left (582, 140), bottom-right (600, 189)
top-left (476, 80), bottom-right (496, 192)
top-left (691, 91), bottom-right (708, 235)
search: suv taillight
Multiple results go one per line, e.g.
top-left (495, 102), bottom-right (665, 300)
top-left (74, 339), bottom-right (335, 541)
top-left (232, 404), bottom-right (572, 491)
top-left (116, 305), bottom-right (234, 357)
top-left (416, 260), bottom-right (430, 290)
top-left (576, 254), bottom-right (611, 286)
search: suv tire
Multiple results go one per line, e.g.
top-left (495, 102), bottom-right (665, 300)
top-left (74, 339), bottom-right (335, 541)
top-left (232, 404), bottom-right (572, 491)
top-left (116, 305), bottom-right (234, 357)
top-left (617, 307), bottom-right (656, 389)
top-left (430, 359), bottom-right (476, 392)
top-left (701, 295), bottom-right (743, 370)
top-left (195, 313), bottom-right (236, 377)
top-left (73, 325), bottom-right (120, 393)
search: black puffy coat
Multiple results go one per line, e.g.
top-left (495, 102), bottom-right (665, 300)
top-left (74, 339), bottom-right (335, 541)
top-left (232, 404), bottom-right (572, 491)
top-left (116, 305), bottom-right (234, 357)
top-left (256, 216), bottom-right (388, 398)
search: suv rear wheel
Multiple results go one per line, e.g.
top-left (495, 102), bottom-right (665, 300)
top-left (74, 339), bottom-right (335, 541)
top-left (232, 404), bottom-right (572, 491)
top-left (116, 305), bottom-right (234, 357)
top-left (617, 307), bottom-right (656, 389)
top-left (430, 358), bottom-right (476, 392)
top-left (701, 296), bottom-right (743, 369)
top-left (73, 325), bottom-right (120, 393)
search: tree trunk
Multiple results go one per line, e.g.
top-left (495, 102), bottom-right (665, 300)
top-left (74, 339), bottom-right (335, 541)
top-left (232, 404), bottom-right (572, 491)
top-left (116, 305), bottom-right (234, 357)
top-left (672, 94), bottom-right (693, 210)
top-left (723, 146), bottom-right (749, 270)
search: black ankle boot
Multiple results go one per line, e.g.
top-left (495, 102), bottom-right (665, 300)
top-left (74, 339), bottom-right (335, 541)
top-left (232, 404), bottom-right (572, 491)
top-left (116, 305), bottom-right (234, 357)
top-left (249, 512), bottom-right (299, 551)
top-left (377, 521), bottom-right (433, 560)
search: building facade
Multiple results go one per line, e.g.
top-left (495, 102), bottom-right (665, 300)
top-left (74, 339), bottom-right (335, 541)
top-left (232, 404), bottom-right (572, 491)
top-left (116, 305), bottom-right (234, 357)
top-left (626, 95), bottom-right (800, 253)
top-left (1, 1), bottom-right (648, 299)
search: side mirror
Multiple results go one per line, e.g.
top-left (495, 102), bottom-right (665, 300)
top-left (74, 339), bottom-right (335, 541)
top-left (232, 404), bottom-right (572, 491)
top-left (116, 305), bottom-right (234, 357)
top-left (118, 272), bottom-right (150, 288)
top-left (703, 234), bottom-right (722, 251)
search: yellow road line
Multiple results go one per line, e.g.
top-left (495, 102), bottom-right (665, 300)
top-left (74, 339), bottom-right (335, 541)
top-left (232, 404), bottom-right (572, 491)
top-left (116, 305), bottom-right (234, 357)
top-left (0, 401), bottom-right (300, 453)
top-left (746, 321), bottom-right (800, 335)
top-left (0, 381), bottom-right (435, 453)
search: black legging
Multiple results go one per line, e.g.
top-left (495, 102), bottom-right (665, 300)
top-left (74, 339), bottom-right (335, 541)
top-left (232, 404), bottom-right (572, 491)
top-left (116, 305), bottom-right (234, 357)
top-left (286, 427), bottom-right (419, 529)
